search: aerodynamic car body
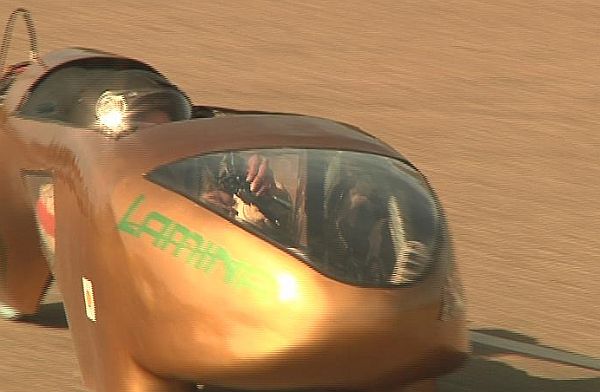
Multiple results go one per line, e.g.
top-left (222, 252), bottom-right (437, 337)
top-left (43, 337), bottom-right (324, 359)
top-left (0, 9), bottom-right (468, 392)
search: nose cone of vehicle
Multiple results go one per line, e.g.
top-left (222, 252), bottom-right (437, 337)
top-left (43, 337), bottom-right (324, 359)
top-left (110, 145), bottom-right (466, 388)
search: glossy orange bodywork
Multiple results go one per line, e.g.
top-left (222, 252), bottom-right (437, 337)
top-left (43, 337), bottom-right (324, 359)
top-left (0, 48), bottom-right (468, 392)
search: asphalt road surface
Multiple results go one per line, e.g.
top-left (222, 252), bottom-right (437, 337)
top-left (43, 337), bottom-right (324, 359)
top-left (0, 1), bottom-right (599, 391)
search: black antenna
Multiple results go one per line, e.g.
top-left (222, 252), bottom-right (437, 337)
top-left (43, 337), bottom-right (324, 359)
top-left (0, 8), bottom-right (45, 73)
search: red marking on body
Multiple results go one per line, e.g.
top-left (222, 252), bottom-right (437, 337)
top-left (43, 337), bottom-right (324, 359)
top-left (36, 197), bottom-right (55, 237)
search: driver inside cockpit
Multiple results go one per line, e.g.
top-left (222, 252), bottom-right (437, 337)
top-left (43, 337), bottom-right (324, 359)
top-left (35, 67), bottom-right (290, 254)
top-left (78, 68), bottom-right (192, 134)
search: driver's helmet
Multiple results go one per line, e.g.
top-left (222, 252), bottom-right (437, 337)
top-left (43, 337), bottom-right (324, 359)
top-left (74, 68), bottom-right (191, 134)
top-left (324, 166), bottom-right (392, 281)
top-left (321, 154), bottom-right (436, 285)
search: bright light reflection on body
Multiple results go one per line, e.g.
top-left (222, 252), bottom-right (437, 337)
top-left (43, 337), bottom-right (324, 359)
top-left (277, 273), bottom-right (299, 302)
top-left (95, 91), bottom-right (127, 131)
top-left (98, 110), bottom-right (123, 129)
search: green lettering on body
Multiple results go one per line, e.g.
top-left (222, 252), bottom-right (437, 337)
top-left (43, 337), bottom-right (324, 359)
top-left (117, 195), bottom-right (275, 296)
top-left (139, 212), bottom-right (174, 247)
top-left (117, 194), bottom-right (146, 236)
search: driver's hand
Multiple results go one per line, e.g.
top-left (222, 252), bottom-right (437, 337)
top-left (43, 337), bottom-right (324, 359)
top-left (246, 154), bottom-right (275, 196)
top-left (201, 190), bottom-right (236, 215)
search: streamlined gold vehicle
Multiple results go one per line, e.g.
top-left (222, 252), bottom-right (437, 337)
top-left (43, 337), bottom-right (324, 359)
top-left (0, 8), bottom-right (468, 392)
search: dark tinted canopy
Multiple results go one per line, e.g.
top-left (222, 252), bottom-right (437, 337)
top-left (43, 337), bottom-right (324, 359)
top-left (17, 60), bottom-right (191, 134)
top-left (148, 149), bottom-right (445, 287)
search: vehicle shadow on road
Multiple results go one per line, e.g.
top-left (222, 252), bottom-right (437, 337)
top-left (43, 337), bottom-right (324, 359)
top-left (440, 329), bottom-right (599, 392)
top-left (14, 305), bottom-right (600, 391)
top-left (19, 302), bottom-right (68, 328)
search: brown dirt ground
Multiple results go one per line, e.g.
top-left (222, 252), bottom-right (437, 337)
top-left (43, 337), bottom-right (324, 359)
top-left (0, 1), bottom-right (598, 391)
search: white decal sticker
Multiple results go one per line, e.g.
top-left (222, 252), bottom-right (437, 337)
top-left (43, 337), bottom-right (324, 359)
top-left (82, 276), bottom-right (97, 322)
